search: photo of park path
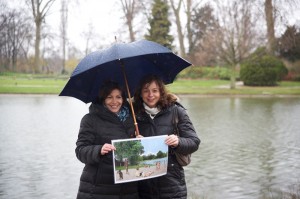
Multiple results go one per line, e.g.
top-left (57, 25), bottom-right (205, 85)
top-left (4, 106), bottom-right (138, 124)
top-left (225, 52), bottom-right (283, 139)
top-left (112, 135), bottom-right (169, 183)
top-left (115, 161), bottom-right (168, 183)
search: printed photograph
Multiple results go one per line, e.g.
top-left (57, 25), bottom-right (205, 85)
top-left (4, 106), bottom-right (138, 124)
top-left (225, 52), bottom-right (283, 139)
top-left (112, 135), bottom-right (168, 184)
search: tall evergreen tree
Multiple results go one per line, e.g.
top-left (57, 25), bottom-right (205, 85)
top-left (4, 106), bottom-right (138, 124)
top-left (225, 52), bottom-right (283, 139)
top-left (145, 0), bottom-right (173, 50)
top-left (278, 25), bottom-right (300, 62)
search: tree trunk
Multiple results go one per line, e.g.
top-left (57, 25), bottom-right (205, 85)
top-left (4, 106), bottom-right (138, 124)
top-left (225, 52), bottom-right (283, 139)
top-left (186, 0), bottom-right (192, 54)
top-left (61, 0), bottom-right (68, 74)
top-left (128, 19), bottom-right (135, 42)
top-left (34, 19), bottom-right (41, 73)
top-left (30, 0), bottom-right (55, 74)
top-left (170, 0), bottom-right (185, 57)
top-left (12, 47), bottom-right (17, 72)
top-left (264, 0), bottom-right (275, 55)
top-left (120, 0), bottom-right (136, 42)
top-left (230, 64), bottom-right (236, 89)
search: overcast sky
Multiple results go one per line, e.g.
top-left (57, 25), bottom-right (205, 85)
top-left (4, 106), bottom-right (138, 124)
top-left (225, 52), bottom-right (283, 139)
top-left (6, 0), bottom-right (300, 55)
top-left (48, 0), bottom-right (126, 50)
top-left (47, 0), bottom-right (300, 51)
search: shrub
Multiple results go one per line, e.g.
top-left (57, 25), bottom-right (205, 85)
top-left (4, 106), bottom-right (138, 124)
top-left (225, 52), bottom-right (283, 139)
top-left (178, 66), bottom-right (233, 80)
top-left (274, 61), bottom-right (289, 81)
top-left (240, 55), bottom-right (288, 86)
top-left (293, 74), bottom-right (300, 81)
top-left (178, 67), bottom-right (202, 79)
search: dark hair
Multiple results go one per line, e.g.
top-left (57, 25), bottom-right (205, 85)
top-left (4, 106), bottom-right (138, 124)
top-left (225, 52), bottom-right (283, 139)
top-left (133, 75), bottom-right (177, 113)
top-left (97, 81), bottom-right (126, 104)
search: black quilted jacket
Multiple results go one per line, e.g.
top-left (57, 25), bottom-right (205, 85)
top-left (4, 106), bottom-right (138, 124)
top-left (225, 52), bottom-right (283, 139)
top-left (136, 103), bottom-right (200, 199)
top-left (75, 103), bottom-right (138, 199)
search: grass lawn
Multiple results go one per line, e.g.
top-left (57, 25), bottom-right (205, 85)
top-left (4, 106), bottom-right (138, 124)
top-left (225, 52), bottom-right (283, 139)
top-left (0, 74), bottom-right (300, 96)
top-left (167, 79), bottom-right (300, 96)
top-left (0, 76), bottom-right (67, 94)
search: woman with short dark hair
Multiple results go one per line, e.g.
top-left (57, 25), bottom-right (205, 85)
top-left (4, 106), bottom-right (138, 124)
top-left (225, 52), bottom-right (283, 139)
top-left (75, 81), bottom-right (138, 199)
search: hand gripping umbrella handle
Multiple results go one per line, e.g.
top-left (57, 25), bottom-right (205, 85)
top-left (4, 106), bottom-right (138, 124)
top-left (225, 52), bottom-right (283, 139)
top-left (119, 60), bottom-right (140, 136)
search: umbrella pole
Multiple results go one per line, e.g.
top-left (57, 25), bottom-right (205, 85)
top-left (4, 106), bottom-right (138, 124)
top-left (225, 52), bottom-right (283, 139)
top-left (119, 60), bottom-right (140, 136)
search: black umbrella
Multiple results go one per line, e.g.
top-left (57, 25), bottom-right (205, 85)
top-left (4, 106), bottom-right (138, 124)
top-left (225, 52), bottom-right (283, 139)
top-left (59, 39), bottom-right (192, 135)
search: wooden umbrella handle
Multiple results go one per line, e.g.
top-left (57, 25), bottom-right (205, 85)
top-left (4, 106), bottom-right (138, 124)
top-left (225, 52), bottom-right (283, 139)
top-left (119, 60), bottom-right (140, 136)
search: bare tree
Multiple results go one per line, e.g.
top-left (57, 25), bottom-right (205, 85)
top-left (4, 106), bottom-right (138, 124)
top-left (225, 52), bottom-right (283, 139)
top-left (169, 0), bottom-right (202, 58)
top-left (116, 0), bottom-right (152, 42)
top-left (184, 0), bottom-right (203, 56)
top-left (120, 0), bottom-right (140, 42)
top-left (82, 23), bottom-right (96, 56)
top-left (186, 0), bottom-right (192, 55)
top-left (263, 0), bottom-right (300, 55)
top-left (188, 3), bottom-right (219, 65)
top-left (170, 0), bottom-right (186, 57)
top-left (215, 0), bottom-right (259, 89)
top-left (60, 0), bottom-right (68, 74)
top-left (0, 5), bottom-right (32, 72)
top-left (264, 0), bottom-right (275, 55)
top-left (28, 0), bottom-right (56, 73)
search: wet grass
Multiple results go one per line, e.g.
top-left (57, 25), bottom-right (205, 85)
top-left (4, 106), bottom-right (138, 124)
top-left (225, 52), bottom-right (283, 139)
top-left (0, 74), bottom-right (67, 94)
top-left (167, 79), bottom-right (300, 96)
top-left (0, 73), bottom-right (300, 96)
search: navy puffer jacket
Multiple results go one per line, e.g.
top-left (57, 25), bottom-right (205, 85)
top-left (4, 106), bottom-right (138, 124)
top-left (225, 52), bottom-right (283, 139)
top-left (75, 103), bottom-right (138, 199)
top-left (136, 103), bottom-right (200, 199)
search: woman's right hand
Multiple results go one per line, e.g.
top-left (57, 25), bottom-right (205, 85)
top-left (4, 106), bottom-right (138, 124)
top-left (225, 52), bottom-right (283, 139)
top-left (100, 143), bottom-right (116, 155)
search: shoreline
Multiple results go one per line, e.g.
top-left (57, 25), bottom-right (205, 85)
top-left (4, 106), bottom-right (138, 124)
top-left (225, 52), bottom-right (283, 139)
top-left (1, 93), bottom-right (300, 98)
top-left (177, 94), bottom-right (300, 98)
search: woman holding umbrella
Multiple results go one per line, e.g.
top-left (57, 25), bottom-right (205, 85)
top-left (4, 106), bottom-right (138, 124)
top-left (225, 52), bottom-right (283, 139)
top-left (133, 75), bottom-right (200, 199)
top-left (75, 81), bottom-right (138, 199)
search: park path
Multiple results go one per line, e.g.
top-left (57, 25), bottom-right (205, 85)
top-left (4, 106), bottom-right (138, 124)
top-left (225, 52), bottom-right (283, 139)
top-left (115, 163), bottom-right (168, 183)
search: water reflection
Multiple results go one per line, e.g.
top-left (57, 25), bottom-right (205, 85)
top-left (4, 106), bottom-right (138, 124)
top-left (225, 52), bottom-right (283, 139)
top-left (0, 95), bottom-right (89, 199)
top-left (0, 95), bottom-right (300, 199)
top-left (180, 97), bottom-right (300, 199)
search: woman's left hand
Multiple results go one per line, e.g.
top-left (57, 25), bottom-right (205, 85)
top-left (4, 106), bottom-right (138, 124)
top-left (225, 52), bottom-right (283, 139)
top-left (136, 134), bottom-right (144, 138)
top-left (165, 134), bottom-right (179, 147)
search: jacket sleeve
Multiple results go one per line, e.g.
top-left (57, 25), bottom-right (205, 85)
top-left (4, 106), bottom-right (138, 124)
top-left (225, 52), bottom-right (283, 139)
top-left (75, 114), bottom-right (102, 164)
top-left (175, 105), bottom-right (201, 154)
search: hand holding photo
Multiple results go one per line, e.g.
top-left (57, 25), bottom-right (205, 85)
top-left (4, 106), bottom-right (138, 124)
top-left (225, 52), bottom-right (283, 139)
top-left (112, 135), bottom-right (168, 184)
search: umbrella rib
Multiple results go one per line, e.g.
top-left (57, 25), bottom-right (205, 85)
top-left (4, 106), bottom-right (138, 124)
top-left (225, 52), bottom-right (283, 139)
top-left (86, 69), bottom-right (99, 103)
top-left (142, 54), bottom-right (169, 79)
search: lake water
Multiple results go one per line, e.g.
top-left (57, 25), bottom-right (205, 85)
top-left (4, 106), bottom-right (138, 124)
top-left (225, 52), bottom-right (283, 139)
top-left (0, 95), bottom-right (299, 199)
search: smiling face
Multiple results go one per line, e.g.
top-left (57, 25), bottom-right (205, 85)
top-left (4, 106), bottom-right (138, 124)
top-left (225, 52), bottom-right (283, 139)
top-left (141, 81), bottom-right (161, 108)
top-left (104, 89), bottom-right (123, 113)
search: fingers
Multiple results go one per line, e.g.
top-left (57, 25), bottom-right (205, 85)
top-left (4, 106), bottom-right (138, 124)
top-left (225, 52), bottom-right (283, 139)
top-left (136, 135), bottom-right (144, 138)
top-left (165, 134), bottom-right (179, 147)
top-left (101, 144), bottom-right (116, 155)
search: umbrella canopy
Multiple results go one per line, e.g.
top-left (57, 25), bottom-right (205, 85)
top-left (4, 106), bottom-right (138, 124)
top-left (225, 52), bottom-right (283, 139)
top-left (59, 39), bottom-right (192, 135)
top-left (59, 39), bottom-right (191, 103)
